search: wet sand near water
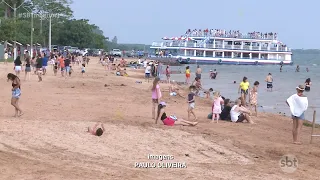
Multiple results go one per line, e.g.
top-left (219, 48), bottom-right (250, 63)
top-left (1, 58), bottom-right (320, 180)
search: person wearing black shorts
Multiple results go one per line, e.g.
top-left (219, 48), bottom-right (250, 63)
top-left (265, 73), bottom-right (273, 92)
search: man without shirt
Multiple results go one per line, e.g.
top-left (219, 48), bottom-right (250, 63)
top-left (265, 73), bottom-right (273, 92)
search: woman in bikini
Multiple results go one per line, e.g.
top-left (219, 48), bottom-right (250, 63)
top-left (7, 73), bottom-right (23, 117)
top-left (156, 102), bottom-right (198, 126)
top-left (305, 78), bottom-right (311, 92)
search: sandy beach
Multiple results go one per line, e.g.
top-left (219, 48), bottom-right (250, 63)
top-left (1, 57), bottom-right (320, 180)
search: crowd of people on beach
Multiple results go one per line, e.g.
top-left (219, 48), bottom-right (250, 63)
top-left (3, 52), bottom-right (313, 143)
top-left (5, 50), bottom-right (91, 117)
top-left (145, 63), bottom-right (311, 144)
top-left (184, 29), bottom-right (278, 40)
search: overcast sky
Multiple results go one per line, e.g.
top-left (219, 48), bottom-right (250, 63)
top-left (71, 0), bottom-right (318, 49)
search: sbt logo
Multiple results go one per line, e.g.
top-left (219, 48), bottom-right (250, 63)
top-left (279, 154), bottom-right (298, 173)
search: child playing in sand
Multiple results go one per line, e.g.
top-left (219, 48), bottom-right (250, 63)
top-left (151, 77), bottom-right (162, 119)
top-left (69, 66), bottom-right (74, 77)
top-left (185, 66), bottom-right (191, 84)
top-left (205, 88), bottom-right (214, 98)
top-left (192, 77), bottom-right (202, 95)
top-left (249, 81), bottom-right (260, 116)
top-left (87, 122), bottom-right (105, 136)
top-left (212, 91), bottom-right (224, 123)
top-left (53, 62), bottom-right (58, 76)
top-left (187, 85), bottom-right (197, 121)
top-left (156, 102), bottom-right (198, 126)
top-left (123, 68), bottom-right (128, 76)
top-left (81, 64), bottom-right (85, 77)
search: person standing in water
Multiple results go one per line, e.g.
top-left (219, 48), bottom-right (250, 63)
top-left (280, 65), bottom-right (283, 72)
top-left (286, 85), bottom-right (308, 144)
top-left (295, 65), bottom-right (300, 72)
top-left (238, 77), bottom-right (250, 106)
top-left (305, 78), bottom-right (311, 92)
top-left (185, 66), bottom-right (191, 84)
top-left (249, 81), bottom-right (260, 116)
top-left (195, 65), bottom-right (202, 79)
top-left (265, 73), bottom-right (273, 92)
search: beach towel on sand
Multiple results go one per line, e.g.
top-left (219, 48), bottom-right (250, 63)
top-left (286, 94), bottom-right (308, 117)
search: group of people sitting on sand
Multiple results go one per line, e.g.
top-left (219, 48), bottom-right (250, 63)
top-left (100, 56), bottom-right (128, 76)
top-left (148, 74), bottom-right (256, 127)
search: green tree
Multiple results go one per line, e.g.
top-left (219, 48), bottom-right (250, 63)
top-left (112, 36), bottom-right (118, 44)
top-left (2, 0), bottom-right (24, 18)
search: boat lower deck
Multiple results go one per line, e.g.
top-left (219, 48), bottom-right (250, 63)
top-left (148, 56), bottom-right (293, 65)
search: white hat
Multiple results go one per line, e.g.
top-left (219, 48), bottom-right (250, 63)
top-left (296, 85), bottom-right (305, 91)
top-left (210, 70), bottom-right (213, 72)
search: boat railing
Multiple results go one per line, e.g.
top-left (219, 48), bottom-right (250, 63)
top-left (224, 45), bottom-right (232, 49)
top-left (243, 45), bottom-right (251, 50)
top-left (187, 33), bottom-right (276, 40)
top-left (151, 41), bottom-right (290, 52)
top-left (233, 45), bottom-right (242, 49)
top-left (215, 44), bottom-right (223, 48)
top-left (206, 44), bottom-right (214, 49)
top-left (270, 47), bottom-right (277, 51)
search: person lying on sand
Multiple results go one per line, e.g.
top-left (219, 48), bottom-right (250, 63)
top-left (116, 64), bottom-right (121, 76)
top-left (169, 80), bottom-right (183, 97)
top-left (156, 102), bottom-right (198, 126)
top-left (87, 122), bottom-right (105, 136)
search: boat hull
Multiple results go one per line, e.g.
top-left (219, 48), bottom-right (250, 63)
top-left (149, 56), bottom-right (293, 65)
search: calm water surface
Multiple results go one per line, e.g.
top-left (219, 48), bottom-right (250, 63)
top-left (163, 57), bottom-right (320, 123)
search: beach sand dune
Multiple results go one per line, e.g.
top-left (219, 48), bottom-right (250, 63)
top-left (1, 58), bottom-right (320, 180)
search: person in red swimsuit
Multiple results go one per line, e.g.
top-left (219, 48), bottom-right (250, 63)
top-left (155, 102), bottom-right (198, 126)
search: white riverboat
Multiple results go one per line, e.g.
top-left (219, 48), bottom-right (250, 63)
top-left (150, 29), bottom-right (292, 65)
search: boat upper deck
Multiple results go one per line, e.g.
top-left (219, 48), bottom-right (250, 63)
top-left (153, 29), bottom-right (290, 52)
top-left (185, 29), bottom-right (277, 40)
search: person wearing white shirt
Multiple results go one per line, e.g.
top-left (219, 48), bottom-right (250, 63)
top-left (230, 99), bottom-right (254, 123)
top-left (145, 64), bottom-right (151, 82)
top-left (4, 51), bottom-right (8, 65)
top-left (286, 85), bottom-right (308, 144)
top-left (143, 60), bottom-right (148, 68)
